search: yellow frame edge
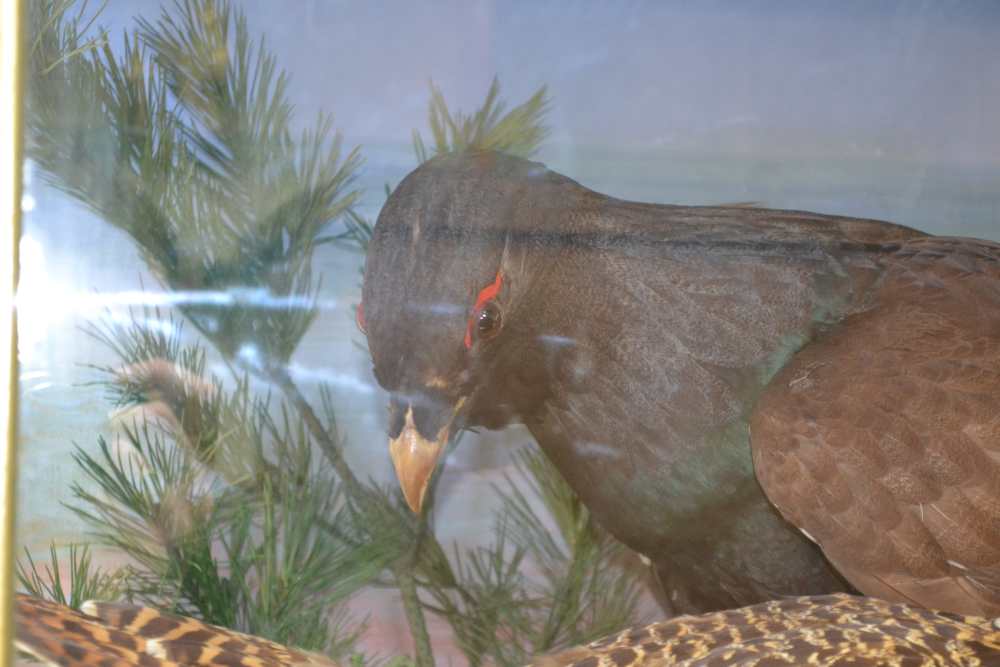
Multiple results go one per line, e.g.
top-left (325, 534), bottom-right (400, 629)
top-left (0, 0), bottom-right (23, 664)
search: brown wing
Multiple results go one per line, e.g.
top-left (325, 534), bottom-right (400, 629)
top-left (751, 237), bottom-right (1000, 616)
top-left (528, 594), bottom-right (1000, 666)
top-left (15, 594), bottom-right (339, 666)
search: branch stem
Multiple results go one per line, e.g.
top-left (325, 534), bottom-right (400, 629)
top-left (395, 565), bottom-right (435, 667)
top-left (268, 364), bottom-right (436, 665)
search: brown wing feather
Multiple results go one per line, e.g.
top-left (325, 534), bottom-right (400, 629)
top-left (15, 594), bottom-right (339, 666)
top-left (751, 237), bottom-right (1000, 615)
top-left (528, 594), bottom-right (1000, 666)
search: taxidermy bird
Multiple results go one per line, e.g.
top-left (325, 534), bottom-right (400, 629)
top-left (13, 594), bottom-right (338, 666)
top-left (528, 594), bottom-right (1000, 666)
top-left (359, 150), bottom-right (1000, 615)
top-left (15, 593), bottom-right (1000, 666)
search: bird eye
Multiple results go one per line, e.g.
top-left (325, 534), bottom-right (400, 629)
top-left (477, 301), bottom-right (502, 339)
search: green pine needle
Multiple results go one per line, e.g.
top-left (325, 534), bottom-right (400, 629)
top-left (415, 77), bottom-right (550, 162)
top-left (340, 77), bottom-right (551, 258)
top-left (16, 542), bottom-right (125, 610)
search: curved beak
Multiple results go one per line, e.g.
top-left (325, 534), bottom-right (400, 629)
top-left (389, 398), bottom-right (465, 513)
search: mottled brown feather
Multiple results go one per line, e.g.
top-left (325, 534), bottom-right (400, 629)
top-left (752, 238), bottom-right (1000, 615)
top-left (19, 593), bottom-right (1000, 666)
top-left (528, 594), bottom-right (1000, 666)
top-left (15, 594), bottom-right (339, 666)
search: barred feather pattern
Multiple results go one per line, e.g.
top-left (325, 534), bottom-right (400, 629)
top-left (16, 593), bottom-right (1000, 666)
top-left (14, 594), bottom-right (339, 666)
top-left (528, 594), bottom-right (1000, 666)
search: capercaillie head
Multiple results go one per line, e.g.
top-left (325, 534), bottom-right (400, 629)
top-left (360, 150), bottom-right (589, 511)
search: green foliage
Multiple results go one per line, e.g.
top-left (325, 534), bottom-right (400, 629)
top-left (69, 310), bottom-right (389, 655)
top-left (82, 305), bottom-right (205, 408)
top-left (413, 77), bottom-right (550, 164)
top-left (16, 542), bottom-right (125, 610)
top-left (339, 78), bottom-right (550, 255)
top-left (418, 448), bottom-right (643, 667)
top-left (29, 0), bottom-right (359, 367)
top-left (23, 1), bottom-right (642, 664)
top-left (501, 448), bottom-right (644, 647)
top-left (28, 0), bottom-right (108, 75)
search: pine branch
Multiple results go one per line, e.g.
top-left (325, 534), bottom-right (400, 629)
top-left (270, 367), bottom-right (444, 667)
top-left (341, 77), bottom-right (550, 258)
top-left (67, 389), bottom-right (384, 654)
top-left (498, 447), bottom-right (644, 650)
top-left (69, 306), bottom-right (389, 656)
top-left (16, 543), bottom-right (125, 610)
top-left (395, 568), bottom-right (434, 667)
top-left (415, 77), bottom-right (550, 163)
top-left (411, 446), bottom-right (644, 666)
top-left (28, 0), bottom-right (361, 368)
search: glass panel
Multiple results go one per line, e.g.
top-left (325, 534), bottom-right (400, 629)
top-left (14, 2), bottom-right (1000, 665)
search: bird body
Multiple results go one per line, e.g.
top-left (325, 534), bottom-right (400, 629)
top-left (16, 593), bottom-right (1000, 666)
top-left (14, 594), bottom-right (338, 666)
top-left (362, 151), bottom-right (1000, 615)
top-left (752, 236), bottom-right (1000, 617)
top-left (528, 593), bottom-right (1000, 666)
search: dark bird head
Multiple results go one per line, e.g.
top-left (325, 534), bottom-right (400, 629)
top-left (360, 151), bottom-right (593, 512)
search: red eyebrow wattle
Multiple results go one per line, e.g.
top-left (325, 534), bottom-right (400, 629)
top-left (356, 301), bottom-right (367, 333)
top-left (464, 271), bottom-right (503, 349)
